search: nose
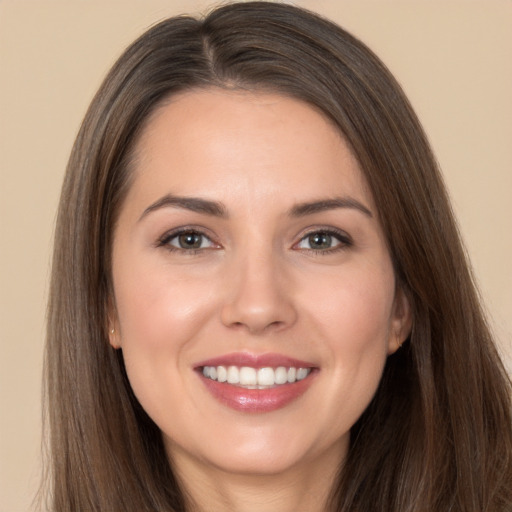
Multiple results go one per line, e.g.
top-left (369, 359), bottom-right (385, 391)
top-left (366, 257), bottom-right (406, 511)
top-left (220, 251), bottom-right (297, 335)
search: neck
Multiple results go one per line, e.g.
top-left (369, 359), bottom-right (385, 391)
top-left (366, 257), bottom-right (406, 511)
top-left (170, 444), bottom-right (344, 512)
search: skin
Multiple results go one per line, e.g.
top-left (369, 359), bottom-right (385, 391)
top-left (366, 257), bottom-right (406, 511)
top-left (109, 89), bottom-right (411, 512)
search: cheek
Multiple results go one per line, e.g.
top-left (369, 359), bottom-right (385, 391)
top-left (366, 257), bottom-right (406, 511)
top-left (114, 263), bottom-right (218, 350)
top-left (306, 265), bottom-right (395, 345)
top-left (301, 264), bottom-right (395, 395)
top-left (112, 265), bottom-right (219, 418)
top-left (111, 260), bottom-right (220, 407)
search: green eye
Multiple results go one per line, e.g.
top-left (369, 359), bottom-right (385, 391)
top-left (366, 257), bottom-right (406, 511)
top-left (160, 230), bottom-right (216, 251)
top-left (307, 232), bottom-right (334, 250)
top-left (175, 232), bottom-right (205, 249)
top-left (296, 230), bottom-right (351, 252)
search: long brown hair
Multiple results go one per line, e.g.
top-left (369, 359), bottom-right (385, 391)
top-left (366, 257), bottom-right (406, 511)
top-left (43, 2), bottom-right (512, 510)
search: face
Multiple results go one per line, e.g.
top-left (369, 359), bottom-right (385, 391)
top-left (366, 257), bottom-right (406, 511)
top-left (110, 89), bottom-right (410, 482)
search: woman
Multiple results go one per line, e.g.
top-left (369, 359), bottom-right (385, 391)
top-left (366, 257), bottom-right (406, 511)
top-left (43, 2), bottom-right (512, 511)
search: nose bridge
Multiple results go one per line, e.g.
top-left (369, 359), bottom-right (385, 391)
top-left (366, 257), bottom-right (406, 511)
top-left (220, 239), bottom-right (296, 333)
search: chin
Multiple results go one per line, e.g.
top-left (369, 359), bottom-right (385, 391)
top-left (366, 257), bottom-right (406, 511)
top-left (165, 422), bottom-right (349, 479)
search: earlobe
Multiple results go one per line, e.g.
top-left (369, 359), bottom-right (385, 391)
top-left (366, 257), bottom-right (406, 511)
top-left (108, 324), bottom-right (121, 349)
top-left (108, 326), bottom-right (121, 349)
top-left (107, 296), bottom-right (121, 349)
top-left (388, 287), bottom-right (413, 354)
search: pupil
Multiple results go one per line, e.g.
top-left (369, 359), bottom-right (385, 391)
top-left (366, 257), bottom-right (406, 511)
top-left (179, 233), bottom-right (201, 249)
top-left (310, 233), bottom-right (331, 249)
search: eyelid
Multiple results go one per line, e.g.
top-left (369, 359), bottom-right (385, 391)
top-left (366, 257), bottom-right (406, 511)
top-left (155, 224), bottom-right (352, 253)
top-left (292, 226), bottom-right (353, 252)
top-left (157, 225), bottom-right (221, 251)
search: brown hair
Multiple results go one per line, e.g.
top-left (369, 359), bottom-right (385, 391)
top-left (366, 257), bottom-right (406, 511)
top-left (43, 2), bottom-right (512, 510)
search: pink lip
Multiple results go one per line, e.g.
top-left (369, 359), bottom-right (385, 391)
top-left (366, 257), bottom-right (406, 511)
top-left (195, 352), bottom-right (318, 413)
top-left (195, 352), bottom-right (316, 369)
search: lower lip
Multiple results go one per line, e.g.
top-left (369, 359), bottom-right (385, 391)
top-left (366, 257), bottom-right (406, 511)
top-left (198, 371), bottom-right (317, 413)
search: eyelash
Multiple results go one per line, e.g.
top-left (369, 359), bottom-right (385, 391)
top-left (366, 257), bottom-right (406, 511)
top-left (294, 227), bottom-right (352, 254)
top-left (157, 226), bottom-right (352, 255)
top-left (157, 226), bottom-right (219, 254)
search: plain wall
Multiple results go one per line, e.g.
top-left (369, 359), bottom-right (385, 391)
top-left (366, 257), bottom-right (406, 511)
top-left (0, 1), bottom-right (510, 510)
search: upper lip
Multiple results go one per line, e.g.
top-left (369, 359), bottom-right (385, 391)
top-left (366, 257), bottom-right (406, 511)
top-left (194, 352), bottom-right (317, 370)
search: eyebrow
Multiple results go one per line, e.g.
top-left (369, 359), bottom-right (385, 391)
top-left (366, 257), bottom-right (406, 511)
top-left (139, 194), bottom-right (372, 221)
top-left (289, 197), bottom-right (373, 218)
top-left (139, 194), bottom-right (228, 221)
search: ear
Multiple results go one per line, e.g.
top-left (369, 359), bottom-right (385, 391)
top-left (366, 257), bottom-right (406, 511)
top-left (108, 324), bottom-right (121, 349)
top-left (107, 296), bottom-right (122, 349)
top-left (387, 286), bottom-right (413, 355)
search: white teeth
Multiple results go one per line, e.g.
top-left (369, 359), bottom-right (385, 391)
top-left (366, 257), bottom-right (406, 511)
top-left (227, 366), bottom-right (239, 384)
top-left (257, 367), bottom-right (275, 386)
top-left (239, 367), bottom-right (257, 386)
top-left (217, 365), bottom-right (227, 383)
top-left (274, 366), bottom-right (288, 385)
top-left (297, 368), bottom-right (309, 380)
top-left (201, 365), bottom-right (312, 388)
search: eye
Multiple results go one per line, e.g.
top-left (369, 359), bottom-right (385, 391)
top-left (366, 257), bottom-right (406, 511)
top-left (158, 229), bottom-right (218, 252)
top-left (295, 229), bottom-right (351, 252)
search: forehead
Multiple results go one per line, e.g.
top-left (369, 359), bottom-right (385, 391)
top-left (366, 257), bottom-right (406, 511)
top-left (127, 88), bottom-right (373, 211)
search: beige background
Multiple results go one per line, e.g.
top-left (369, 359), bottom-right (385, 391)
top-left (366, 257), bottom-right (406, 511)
top-left (1, 1), bottom-right (510, 510)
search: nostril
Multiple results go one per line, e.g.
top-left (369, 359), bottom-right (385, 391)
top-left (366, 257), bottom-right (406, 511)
top-left (219, 271), bottom-right (298, 333)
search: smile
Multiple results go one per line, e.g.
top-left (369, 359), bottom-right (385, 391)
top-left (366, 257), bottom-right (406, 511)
top-left (202, 365), bottom-right (312, 389)
top-left (196, 353), bottom-right (318, 413)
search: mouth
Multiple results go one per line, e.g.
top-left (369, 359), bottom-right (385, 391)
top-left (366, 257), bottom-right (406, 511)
top-left (195, 353), bottom-right (318, 413)
top-left (201, 365), bottom-right (312, 389)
